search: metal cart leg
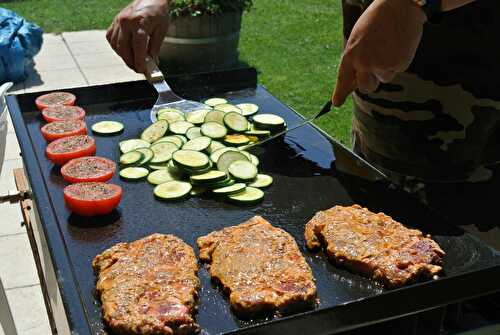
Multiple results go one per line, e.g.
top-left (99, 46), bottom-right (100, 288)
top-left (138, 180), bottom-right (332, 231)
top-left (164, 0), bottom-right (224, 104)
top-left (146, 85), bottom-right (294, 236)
top-left (12, 169), bottom-right (57, 334)
top-left (0, 278), bottom-right (17, 335)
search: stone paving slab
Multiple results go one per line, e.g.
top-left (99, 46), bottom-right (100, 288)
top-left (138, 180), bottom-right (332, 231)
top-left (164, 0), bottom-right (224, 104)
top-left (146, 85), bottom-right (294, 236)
top-left (1, 30), bottom-right (145, 335)
top-left (62, 30), bottom-right (107, 43)
top-left (24, 68), bottom-right (88, 93)
top-left (0, 201), bottom-right (25, 236)
top-left (0, 233), bottom-right (39, 290)
top-left (3, 133), bottom-right (20, 161)
top-left (6, 285), bottom-right (51, 335)
top-left (0, 158), bottom-right (23, 192)
top-left (8, 31), bottom-right (143, 96)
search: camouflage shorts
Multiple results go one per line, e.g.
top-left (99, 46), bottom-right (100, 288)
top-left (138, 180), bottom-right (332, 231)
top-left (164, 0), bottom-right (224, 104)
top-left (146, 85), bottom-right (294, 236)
top-left (343, 0), bottom-right (500, 185)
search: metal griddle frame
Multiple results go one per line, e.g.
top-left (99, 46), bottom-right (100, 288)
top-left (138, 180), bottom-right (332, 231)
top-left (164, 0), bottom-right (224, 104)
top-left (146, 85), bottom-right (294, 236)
top-left (6, 67), bottom-right (500, 335)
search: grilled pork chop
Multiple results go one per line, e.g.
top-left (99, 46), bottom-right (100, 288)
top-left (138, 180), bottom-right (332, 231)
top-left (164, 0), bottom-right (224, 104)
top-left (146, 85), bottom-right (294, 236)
top-left (197, 216), bottom-right (317, 317)
top-left (305, 205), bottom-right (444, 288)
top-left (92, 234), bottom-right (200, 335)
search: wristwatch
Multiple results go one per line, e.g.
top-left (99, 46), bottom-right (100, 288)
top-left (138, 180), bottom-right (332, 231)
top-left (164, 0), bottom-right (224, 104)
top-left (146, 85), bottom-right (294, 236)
top-left (412, 0), bottom-right (442, 19)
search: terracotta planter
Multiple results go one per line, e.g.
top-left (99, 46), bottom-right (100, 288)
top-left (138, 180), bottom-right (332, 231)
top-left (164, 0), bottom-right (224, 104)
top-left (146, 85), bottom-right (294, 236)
top-left (159, 11), bottom-right (242, 74)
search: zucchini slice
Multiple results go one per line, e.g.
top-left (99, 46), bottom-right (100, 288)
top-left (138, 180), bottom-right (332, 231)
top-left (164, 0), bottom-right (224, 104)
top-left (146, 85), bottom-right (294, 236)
top-left (119, 138), bottom-right (150, 153)
top-left (190, 186), bottom-right (208, 196)
top-left (175, 135), bottom-right (188, 144)
top-left (228, 160), bottom-right (258, 181)
top-left (186, 127), bottom-right (202, 140)
top-left (120, 167), bottom-right (149, 180)
top-left (157, 107), bottom-right (182, 116)
top-left (135, 148), bottom-right (154, 166)
top-left (154, 135), bottom-right (184, 147)
top-left (182, 136), bottom-right (212, 152)
top-left (91, 121), bottom-right (124, 135)
top-left (157, 109), bottom-right (185, 123)
top-left (204, 97), bottom-right (227, 107)
top-left (212, 183), bottom-right (246, 195)
top-left (147, 169), bottom-right (180, 185)
top-left (214, 103), bottom-right (242, 114)
top-left (190, 170), bottom-right (227, 184)
top-left (168, 160), bottom-right (184, 175)
top-left (186, 109), bottom-right (211, 125)
top-left (172, 150), bottom-right (210, 170)
top-left (236, 103), bottom-right (259, 117)
top-left (245, 129), bottom-right (271, 137)
top-left (252, 114), bottom-right (286, 131)
top-left (154, 181), bottom-right (192, 201)
top-left (217, 151), bottom-right (249, 173)
top-left (176, 161), bottom-right (214, 176)
top-left (149, 163), bottom-right (169, 170)
top-left (203, 110), bottom-right (226, 124)
top-left (239, 151), bottom-right (260, 167)
top-left (150, 141), bottom-right (179, 163)
top-left (249, 153), bottom-right (260, 166)
top-left (141, 120), bottom-right (169, 143)
top-left (201, 122), bottom-right (227, 139)
top-left (227, 186), bottom-right (264, 205)
top-left (224, 134), bottom-right (250, 146)
top-left (204, 177), bottom-right (235, 189)
top-left (119, 151), bottom-right (143, 165)
top-left (209, 147), bottom-right (239, 163)
top-left (206, 141), bottom-right (226, 154)
top-left (224, 112), bottom-right (248, 132)
top-left (169, 121), bottom-right (194, 135)
top-left (248, 174), bottom-right (273, 188)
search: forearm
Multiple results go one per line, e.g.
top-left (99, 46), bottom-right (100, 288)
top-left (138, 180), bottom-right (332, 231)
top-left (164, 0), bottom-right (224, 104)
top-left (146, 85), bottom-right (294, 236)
top-left (132, 0), bottom-right (168, 11)
top-left (441, 0), bottom-right (475, 11)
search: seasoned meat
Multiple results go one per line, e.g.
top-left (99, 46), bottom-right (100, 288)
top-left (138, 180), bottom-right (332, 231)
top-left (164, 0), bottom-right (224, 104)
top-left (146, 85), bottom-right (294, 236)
top-left (305, 205), bottom-right (445, 288)
top-left (197, 216), bottom-right (317, 318)
top-left (92, 234), bottom-right (200, 335)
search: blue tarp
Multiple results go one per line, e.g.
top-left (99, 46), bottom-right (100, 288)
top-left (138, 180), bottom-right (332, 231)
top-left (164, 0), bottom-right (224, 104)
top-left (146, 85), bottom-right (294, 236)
top-left (0, 7), bottom-right (43, 83)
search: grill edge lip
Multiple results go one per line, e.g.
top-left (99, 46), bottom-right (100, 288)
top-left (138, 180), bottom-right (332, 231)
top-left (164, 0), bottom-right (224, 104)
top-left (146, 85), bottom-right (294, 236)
top-left (7, 68), bottom-right (500, 335)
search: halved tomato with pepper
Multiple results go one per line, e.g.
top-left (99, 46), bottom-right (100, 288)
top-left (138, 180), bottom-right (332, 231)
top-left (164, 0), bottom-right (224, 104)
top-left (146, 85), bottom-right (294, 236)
top-left (61, 156), bottom-right (116, 183)
top-left (36, 92), bottom-right (76, 111)
top-left (42, 105), bottom-right (86, 123)
top-left (40, 120), bottom-right (87, 142)
top-left (63, 182), bottom-right (122, 216)
top-left (46, 135), bottom-right (96, 165)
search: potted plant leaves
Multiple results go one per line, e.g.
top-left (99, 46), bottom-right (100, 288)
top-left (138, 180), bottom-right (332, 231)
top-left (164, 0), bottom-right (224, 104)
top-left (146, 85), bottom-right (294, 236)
top-left (159, 0), bottom-right (253, 74)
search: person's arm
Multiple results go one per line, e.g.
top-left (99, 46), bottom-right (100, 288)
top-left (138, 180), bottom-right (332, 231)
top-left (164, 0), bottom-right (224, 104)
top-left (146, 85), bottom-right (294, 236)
top-left (107, 0), bottom-right (168, 73)
top-left (332, 0), bottom-right (476, 107)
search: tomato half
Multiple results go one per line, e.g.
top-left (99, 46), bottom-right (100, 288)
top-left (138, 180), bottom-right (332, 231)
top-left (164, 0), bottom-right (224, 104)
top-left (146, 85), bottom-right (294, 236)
top-left (36, 92), bottom-right (76, 111)
top-left (40, 120), bottom-right (87, 142)
top-left (42, 105), bottom-right (86, 123)
top-left (63, 182), bottom-right (122, 216)
top-left (46, 135), bottom-right (96, 165)
top-left (61, 156), bottom-right (116, 183)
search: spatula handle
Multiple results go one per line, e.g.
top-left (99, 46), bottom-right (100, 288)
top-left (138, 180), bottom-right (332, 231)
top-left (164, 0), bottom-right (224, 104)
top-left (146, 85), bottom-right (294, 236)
top-left (144, 56), bottom-right (164, 83)
top-left (314, 100), bottom-right (333, 120)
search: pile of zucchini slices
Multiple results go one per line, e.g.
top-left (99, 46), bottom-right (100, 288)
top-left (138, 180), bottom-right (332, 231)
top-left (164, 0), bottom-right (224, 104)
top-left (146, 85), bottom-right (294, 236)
top-left (118, 98), bottom-right (285, 205)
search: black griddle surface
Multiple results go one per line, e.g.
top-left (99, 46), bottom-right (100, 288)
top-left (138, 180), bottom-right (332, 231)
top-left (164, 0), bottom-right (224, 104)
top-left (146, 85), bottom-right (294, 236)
top-left (8, 69), bottom-right (500, 335)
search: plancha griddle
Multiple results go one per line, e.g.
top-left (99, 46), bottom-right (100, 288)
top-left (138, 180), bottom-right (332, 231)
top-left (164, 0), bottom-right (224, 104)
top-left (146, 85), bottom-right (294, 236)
top-left (7, 68), bottom-right (500, 335)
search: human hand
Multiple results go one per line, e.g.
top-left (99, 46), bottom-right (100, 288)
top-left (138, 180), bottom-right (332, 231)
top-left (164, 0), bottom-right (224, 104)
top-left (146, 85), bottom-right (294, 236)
top-left (332, 0), bottom-right (427, 106)
top-left (107, 0), bottom-right (168, 73)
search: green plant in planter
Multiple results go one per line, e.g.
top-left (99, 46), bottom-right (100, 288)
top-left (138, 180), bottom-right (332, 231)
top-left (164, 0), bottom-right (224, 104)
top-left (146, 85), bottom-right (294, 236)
top-left (169, 0), bottom-right (253, 17)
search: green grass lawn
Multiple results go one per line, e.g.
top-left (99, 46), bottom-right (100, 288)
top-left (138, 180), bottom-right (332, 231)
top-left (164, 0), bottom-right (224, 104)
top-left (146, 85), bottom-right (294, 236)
top-left (2, 0), bottom-right (352, 145)
top-left (240, 0), bottom-right (352, 145)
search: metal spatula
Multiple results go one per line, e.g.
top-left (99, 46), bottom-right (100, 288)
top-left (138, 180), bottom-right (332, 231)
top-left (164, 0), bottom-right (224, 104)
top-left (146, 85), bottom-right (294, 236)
top-left (240, 100), bottom-right (334, 150)
top-left (145, 57), bottom-right (208, 122)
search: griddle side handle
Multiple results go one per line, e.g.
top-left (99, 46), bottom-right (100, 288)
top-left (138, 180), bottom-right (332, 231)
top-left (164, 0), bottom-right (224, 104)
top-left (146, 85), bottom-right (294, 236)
top-left (13, 168), bottom-right (58, 335)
